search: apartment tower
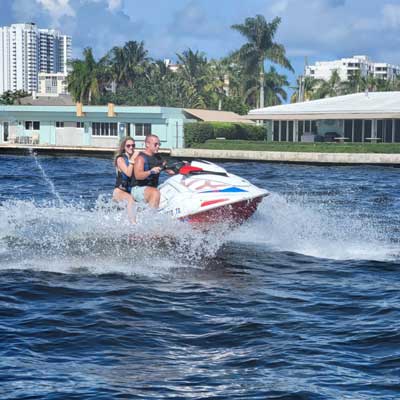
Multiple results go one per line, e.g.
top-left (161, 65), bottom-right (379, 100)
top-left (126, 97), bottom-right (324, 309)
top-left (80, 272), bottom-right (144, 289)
top-left (0, 23), bottom-right (71, 94)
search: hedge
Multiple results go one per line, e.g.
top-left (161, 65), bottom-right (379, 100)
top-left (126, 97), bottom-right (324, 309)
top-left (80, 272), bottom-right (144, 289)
top-left (184, 122), bottom-right (266, 147)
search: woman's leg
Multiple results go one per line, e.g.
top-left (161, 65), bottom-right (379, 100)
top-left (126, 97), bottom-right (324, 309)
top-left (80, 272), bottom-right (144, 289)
top-left (113, 188), bottom-right (136, 223)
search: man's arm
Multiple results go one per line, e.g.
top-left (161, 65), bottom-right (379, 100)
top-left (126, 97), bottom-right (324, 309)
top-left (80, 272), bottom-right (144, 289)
top-left (134, 155), bottom-right (162, 180)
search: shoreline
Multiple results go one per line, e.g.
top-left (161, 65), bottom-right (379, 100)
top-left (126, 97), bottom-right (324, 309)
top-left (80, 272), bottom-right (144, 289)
top-left (1, 144), bottom-right (400, 165)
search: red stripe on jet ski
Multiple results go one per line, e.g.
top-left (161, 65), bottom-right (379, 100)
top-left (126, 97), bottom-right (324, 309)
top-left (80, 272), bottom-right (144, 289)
top-left (201, 199), bottom-right (228, 207)
top-left (179, 165), bottom-right (203, 175)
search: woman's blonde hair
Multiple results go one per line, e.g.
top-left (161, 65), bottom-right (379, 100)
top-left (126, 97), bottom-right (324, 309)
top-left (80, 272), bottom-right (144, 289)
top-left (114, 136), bottom-right (135, 166)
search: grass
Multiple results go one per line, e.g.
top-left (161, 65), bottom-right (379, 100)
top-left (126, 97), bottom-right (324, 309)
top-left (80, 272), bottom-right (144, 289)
top-left (190, 140), bottom-right (400, 153)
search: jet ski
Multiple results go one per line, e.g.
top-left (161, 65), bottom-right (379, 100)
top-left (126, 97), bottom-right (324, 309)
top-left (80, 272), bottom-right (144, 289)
top-left (158, 160), bottom-right (269, 225)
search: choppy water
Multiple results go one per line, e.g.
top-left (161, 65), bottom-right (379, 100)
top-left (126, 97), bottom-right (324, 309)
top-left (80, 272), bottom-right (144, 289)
top-left (0, 154), bottom-right (399, 399)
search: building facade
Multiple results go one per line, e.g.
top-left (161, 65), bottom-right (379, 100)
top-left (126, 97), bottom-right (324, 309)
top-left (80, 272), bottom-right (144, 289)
top-left (0, 105), bottom-right (190, 149)
top-left (248, 92), bottom-right (400, 143)
top-left (0, 23), bottom-right (71, 95)
top-left (38, 72), bottom-right (68, 96)
top-left (305, 55), bottom-right (400, 82)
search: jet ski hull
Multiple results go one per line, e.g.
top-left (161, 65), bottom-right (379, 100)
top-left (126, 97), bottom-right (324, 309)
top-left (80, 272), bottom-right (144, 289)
top-left (183, 196), bottom-right (265, 224)
top-left (159, 160), bottom-right (269, 226)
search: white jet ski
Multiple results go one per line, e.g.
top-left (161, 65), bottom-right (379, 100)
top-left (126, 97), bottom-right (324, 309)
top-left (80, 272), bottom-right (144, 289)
top-left (158, 160), bottom-right (269, 225)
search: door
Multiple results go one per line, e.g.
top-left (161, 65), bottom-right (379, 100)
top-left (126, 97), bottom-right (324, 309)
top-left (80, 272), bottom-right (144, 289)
top-left (3, 122), bottom-right (9, 142)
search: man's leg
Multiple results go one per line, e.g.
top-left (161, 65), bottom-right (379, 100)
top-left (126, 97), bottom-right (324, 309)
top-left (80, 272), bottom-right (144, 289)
top-left (144, 187), bottom-right (161, 208)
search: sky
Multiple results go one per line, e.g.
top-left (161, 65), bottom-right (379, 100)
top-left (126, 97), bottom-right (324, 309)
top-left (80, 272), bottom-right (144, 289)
top-left (1, 0), bottom-right (400, 90)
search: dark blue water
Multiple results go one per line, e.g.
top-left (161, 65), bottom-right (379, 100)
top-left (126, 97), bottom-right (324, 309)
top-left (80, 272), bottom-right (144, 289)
top-left (0, 154), bottom-right (399, 400)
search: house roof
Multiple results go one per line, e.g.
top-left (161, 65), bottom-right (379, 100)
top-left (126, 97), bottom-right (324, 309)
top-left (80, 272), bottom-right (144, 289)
top-left (247, 91), bottom-right (400, 120)
top-left (18, 94), bottom-right (75, 106)
top-left (183, 108), bottom-right (252, 123)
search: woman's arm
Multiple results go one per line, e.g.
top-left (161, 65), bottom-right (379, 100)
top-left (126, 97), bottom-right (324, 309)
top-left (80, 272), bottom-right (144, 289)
top-left (116, 155), bottom-right (134, 177)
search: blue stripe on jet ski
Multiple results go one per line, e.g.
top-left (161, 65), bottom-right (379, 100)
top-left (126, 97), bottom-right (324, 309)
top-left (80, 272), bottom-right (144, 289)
top-left (200, 187), bottom-right (247, 193)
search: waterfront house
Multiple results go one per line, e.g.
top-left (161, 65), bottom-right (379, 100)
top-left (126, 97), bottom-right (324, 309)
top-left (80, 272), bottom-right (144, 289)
top-left (247, 91), bottom-right (400, 143)
top-left (0, 103), bottom-right (250, 149)
top-left (0, 103), bottom-right (189, 149)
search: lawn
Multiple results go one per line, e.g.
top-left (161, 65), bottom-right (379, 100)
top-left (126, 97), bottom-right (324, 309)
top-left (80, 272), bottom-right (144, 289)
top-left (191, 140), bottom-right (400, 153)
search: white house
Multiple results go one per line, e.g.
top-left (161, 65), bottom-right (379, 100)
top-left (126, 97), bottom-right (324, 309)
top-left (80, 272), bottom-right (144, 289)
top-left (248, 91), bottom-right (400, 143)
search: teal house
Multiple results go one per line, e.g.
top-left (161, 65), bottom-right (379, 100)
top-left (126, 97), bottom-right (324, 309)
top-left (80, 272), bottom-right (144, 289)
top-left (0, 104), bottom-right (190, 149)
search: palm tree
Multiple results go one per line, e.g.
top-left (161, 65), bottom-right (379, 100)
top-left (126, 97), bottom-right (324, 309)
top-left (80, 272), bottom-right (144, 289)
top-left (104, 41), bottom-right (149, 90)
top-left (241, 67), bottom-right (288, 107)
top-left (342, 70), bottom-right (364, 94)
top-left (313, 69), bottom-right (344, 99)
top-left (231, 15), bottom-right (293, 108)
top-left (175, 49), bottom-right (209, 108)
top-left (290, 76), bottom-right (322, 102)
top-left (203, 60), bottom-right (230, 110)
top-left (105, 46), bottom-right (125, 92)
top-left (121, 41), bottom-right (149, 87)
top-left (67, 47), bottom-right (102, 104)
top-left (263, 67), bottom-right (289, 105)
top-left (389, 75), bottom-right (400, 91)
top-left (176, 49), bottom-right (208, 91)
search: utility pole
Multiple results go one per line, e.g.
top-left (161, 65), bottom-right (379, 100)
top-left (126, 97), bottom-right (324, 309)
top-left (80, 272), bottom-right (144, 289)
top-left (298, 56), bottom-right (309, 103)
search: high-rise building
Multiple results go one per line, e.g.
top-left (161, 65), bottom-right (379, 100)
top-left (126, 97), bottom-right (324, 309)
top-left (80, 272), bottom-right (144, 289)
top-left (305, 55), bottom-right (400, 82)
top-left (0, 23), bottom-right (71, 95)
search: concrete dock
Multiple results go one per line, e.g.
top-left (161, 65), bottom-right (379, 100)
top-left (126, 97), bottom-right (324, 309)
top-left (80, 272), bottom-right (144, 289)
top-left (171, 148), bottom-right (400, 165)
top-left (1, 144), bottom-right (400, 165)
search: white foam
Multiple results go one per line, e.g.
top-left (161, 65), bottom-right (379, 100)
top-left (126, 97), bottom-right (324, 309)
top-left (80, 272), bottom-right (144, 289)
top-left (0, 198), bottom-right (228, 275)
top-left (229, 193), bottom-right (399, 261)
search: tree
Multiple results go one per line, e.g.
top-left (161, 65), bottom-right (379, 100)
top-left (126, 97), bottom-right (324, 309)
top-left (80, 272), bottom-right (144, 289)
top-left (67, 47), bottom-right (103, 104)
top-left (175, 49), bottom-right (209, 107)
top-left (263, 67), bottom-right (289, 106)
top-left (104, 41), bottom-right (149, 90)
top-left (290, 76), bottom-right (323, 102)
top-left (0, 90), bottom-right (29, 105)
top-left (313, 69), bottom-right (344, 99)
top-left (231, 15), bottom-right (293, 109)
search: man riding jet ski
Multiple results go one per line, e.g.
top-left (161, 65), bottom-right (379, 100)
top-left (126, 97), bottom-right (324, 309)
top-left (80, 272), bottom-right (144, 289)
top-left (119, 134), bottom-right (268, 226)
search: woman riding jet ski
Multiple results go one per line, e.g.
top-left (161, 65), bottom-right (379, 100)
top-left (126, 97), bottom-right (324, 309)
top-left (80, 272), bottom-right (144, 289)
top-left (158, 160), bottom-right (269, 225)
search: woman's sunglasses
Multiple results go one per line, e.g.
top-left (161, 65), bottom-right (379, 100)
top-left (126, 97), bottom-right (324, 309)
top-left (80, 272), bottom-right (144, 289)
top-left (126, 144), bottom-right (135, 148)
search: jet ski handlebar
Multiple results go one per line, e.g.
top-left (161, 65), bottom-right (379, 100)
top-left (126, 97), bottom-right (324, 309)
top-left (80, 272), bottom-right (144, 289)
top-left (161, 161), bottom-right (228, 177)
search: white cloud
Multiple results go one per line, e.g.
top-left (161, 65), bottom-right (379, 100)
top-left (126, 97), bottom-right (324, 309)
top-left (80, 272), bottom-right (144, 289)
top-left (36, 0), bottom-right (75, 25)
top-left (382, 3), bottom-right (400, 28)
top-left (107, 0), bottom-right (122, 11)
top-left (79, 0), bottom-right (122, 11)
top-left (270, 0), bottom-right (289, 15)
top-left (12, 0), bottom-right (42, 22)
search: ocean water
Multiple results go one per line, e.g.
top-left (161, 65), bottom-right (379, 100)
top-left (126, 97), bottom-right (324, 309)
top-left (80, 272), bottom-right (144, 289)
top-left (0, 153), bottom-right (399, 400)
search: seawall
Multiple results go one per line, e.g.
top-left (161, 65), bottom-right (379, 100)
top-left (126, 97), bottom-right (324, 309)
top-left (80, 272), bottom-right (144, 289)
top-left (171, 148), bottom-right (400, 165)
top-left (1, 144), bottom-right (400, 165)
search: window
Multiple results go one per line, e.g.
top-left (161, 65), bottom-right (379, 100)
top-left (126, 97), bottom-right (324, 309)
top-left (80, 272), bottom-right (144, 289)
top-left (92, 122), bottom-right (118, 136)
top-left (123, 123), bottom-right (131, 136)
top-left (76, 122), bottom-right (84, 128)
top-left (25, 121), bottom-right (40, 130)
top-left (56, 121), bottom-right (64, 128)
top-left (135, 123), bottom-right (151, 136)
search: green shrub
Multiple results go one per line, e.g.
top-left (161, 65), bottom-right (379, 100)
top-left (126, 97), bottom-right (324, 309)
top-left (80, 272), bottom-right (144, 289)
top-left (184, 122), bottom-right (215, 147)
top-left (184, 122), bottom-right (266, 147)
top-left (242, 124), bottom-right (265, 141)
top-left (212, 122), bottom-right (238, 140)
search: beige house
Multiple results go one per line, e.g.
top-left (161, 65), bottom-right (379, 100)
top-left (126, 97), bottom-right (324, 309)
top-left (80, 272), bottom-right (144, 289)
top-left (183, 109), bottom-right (253, 124)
